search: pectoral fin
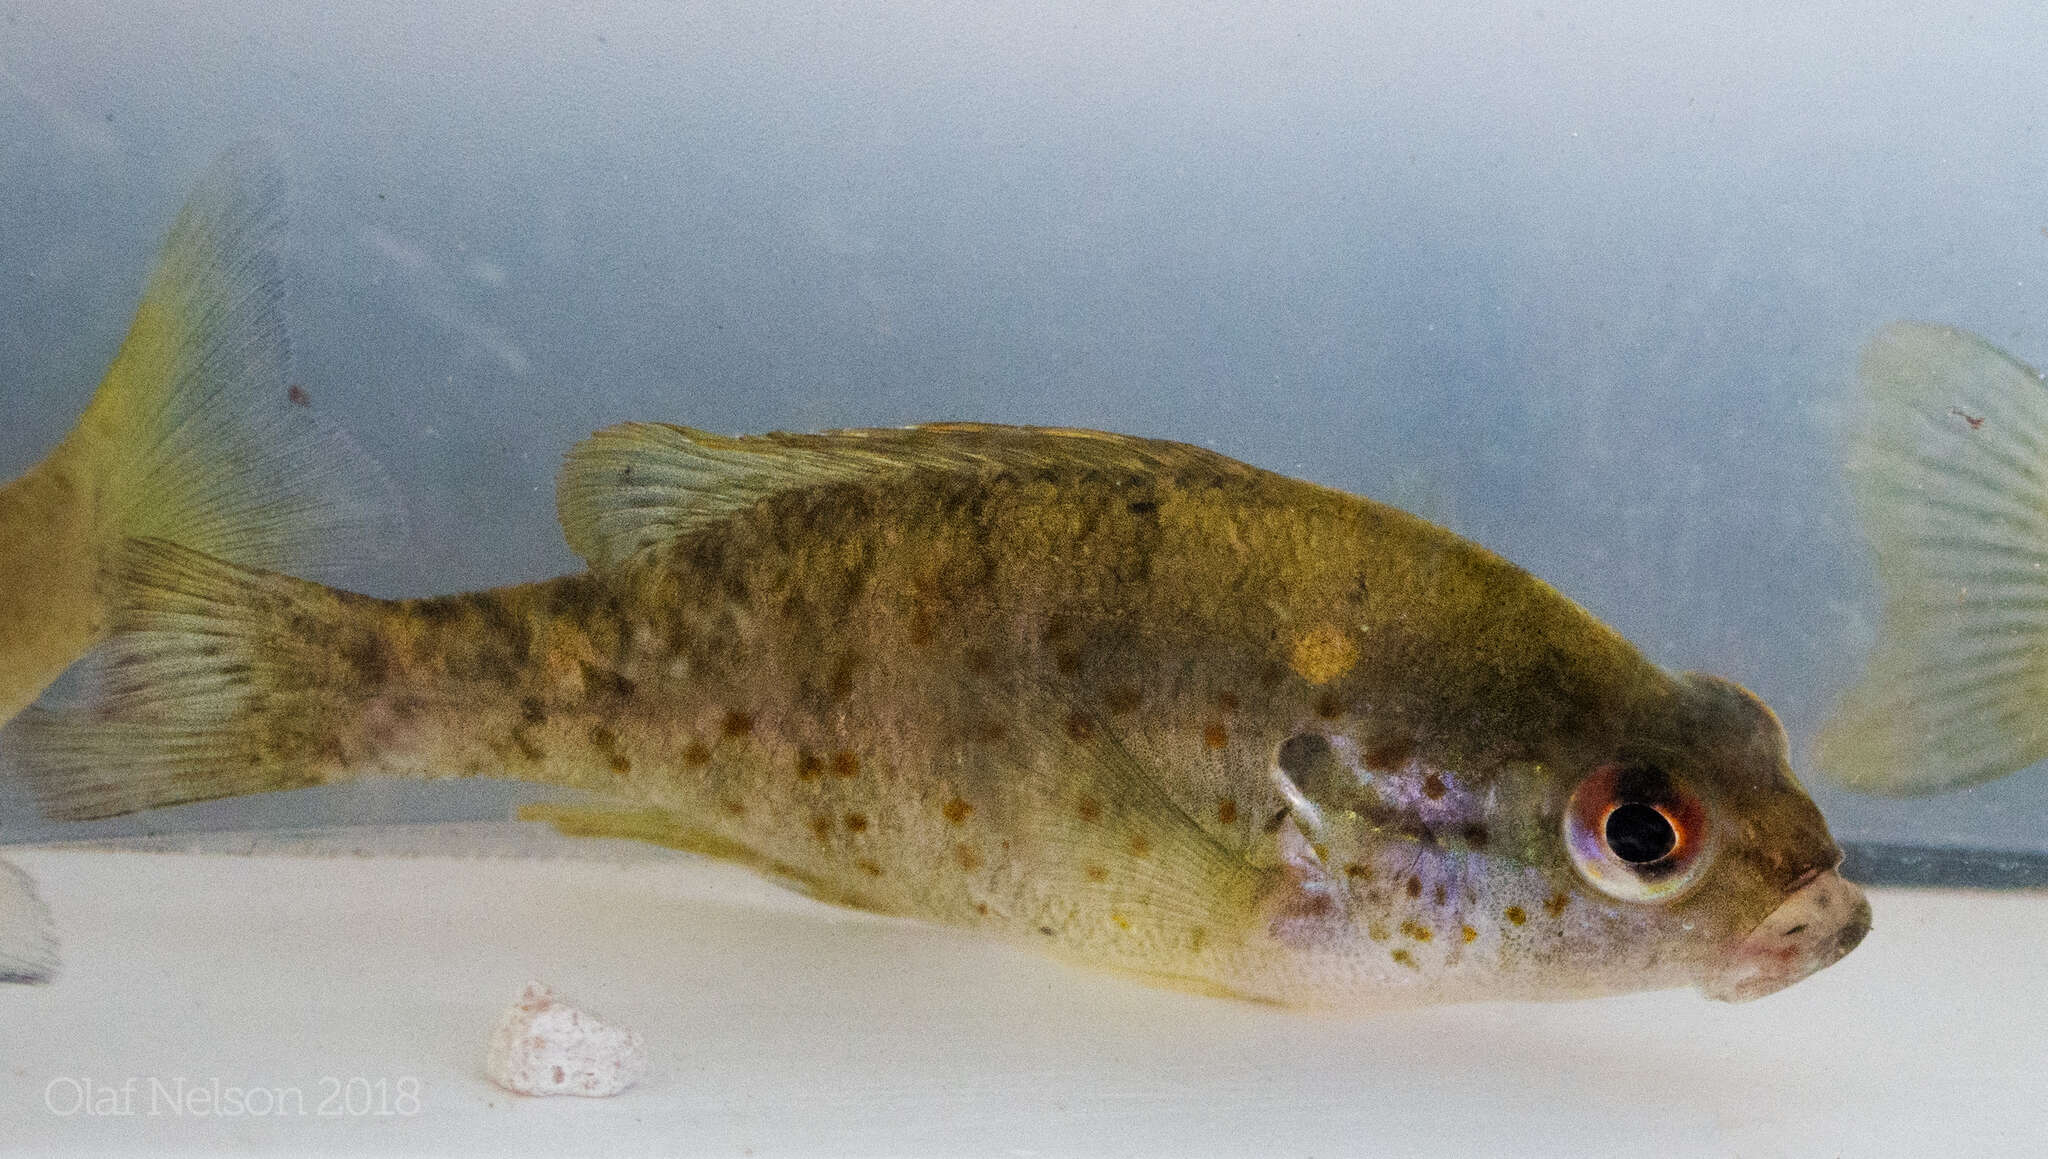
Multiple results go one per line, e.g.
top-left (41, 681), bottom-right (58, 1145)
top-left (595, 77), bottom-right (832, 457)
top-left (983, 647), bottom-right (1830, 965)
top-left (983, 692), bottom-right (1263, 947)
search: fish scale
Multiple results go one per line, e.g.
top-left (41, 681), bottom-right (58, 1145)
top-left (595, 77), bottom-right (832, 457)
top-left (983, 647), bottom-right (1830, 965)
top-left (8, 421), bottom-right (1869, 1008)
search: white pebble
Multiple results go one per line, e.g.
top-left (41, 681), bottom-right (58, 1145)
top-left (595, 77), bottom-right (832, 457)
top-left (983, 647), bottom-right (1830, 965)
top-left (484, 982), bottom-right (647, 1097)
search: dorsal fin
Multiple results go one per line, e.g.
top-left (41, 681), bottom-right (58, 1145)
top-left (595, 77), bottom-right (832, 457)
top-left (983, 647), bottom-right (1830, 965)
top-left (554, 421), bottom-right (1253, 569)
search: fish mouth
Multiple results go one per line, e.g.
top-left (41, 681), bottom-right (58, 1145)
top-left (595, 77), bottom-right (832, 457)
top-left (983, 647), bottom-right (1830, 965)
top-left (1700, 868), bottom-right (1872, 1003)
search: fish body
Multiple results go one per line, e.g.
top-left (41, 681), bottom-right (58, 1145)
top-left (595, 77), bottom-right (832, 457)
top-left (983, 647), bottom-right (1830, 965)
top-left (0, 146), bottom-right (402, 981)
top-left (14, 422), bottom-right (1864, 1007)
top-left (1818, 322), bottom-right (2048, 794)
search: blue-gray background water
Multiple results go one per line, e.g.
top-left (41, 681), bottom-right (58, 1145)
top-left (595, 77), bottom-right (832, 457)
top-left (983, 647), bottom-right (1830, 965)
top-left (3, 2), bottom-right (2044, 852)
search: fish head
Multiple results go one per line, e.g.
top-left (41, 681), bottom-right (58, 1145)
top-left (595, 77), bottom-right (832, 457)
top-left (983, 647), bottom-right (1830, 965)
top-left (1259, 672), bottom-right (1866, 1006)
top-left (1502, 670), bottom-right (1868, 1003)
top-left (1626, 672), bottom-right (1871, 1002)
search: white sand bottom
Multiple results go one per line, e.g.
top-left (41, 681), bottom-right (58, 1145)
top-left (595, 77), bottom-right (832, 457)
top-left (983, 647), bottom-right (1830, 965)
top-left (1, 826), bottom-right (2040, 1156)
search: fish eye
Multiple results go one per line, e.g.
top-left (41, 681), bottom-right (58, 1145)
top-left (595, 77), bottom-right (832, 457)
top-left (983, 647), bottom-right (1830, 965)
top-left (1604, 803), bottom-right (1677, 864)
top-left (1564, 763), bottom-right (1711, 902)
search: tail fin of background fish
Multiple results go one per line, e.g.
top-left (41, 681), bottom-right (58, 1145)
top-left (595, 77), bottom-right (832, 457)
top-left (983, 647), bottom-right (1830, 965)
top-left (1814, 322), bottom-right (2048, 794)
top-left (69, 141), bottom-right (403, 579)
top-left (5, 539), bottom-right (383, 820)
top-left (0, 145), bottom-right (403, 981)
top-left (0, 859), bottom-right (57, 983)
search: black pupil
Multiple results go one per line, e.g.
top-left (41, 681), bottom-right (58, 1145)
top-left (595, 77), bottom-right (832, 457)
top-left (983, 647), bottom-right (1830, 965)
top-left (1605, 803), bottom-right (1677, 864)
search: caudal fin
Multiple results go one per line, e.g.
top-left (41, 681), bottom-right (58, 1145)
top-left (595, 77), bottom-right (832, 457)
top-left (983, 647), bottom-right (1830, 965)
top-left (5, 539), bottom-right (379, 820)
top-left (1815, 322), bottom-right (2048, 794)
top-left (0, 858), bottom-right (57, 984)
top-left (78, 142), bottom-right (403, 577)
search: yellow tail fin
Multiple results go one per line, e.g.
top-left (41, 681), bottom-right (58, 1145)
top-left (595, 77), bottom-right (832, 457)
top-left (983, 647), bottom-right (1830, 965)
top-left (76, 141), bottom-right (403, 576)
top-left (7, 539), bottom-right (368, 820)
top-left (1816, 322), bottom-right (2048, 794)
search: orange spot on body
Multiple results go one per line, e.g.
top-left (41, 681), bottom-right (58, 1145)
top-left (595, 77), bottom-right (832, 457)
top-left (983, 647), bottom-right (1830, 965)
top-left (1128, 834), bottom-right (1152, 857)
top-left (856, 858), bottom-right (884, 877)
top-left (953, 843), bottom-right (984, 872)
top-left (1191, 927), bottom-right (1209, 952)
top-left (1203, 722), bottom-right (1229, 750)
top-left (721, 710), bottom-right (754, 738)
top-left (1400, 920), bottom-right (1434, 942)
top-left (943, 797), bottom-right (974, 825)
top-left (1461, 925), bottom-right (1478, 943)
top-left (1505, 905), bottom-right (1527, 926)
top-left (1405, 876), bottom-right (1422, 899)
top-left (843, 813), bottom-right (869, 833)
top-left (1345, 862), bottom-right (1373, 882)
top-left (721, 800), bottom-right (746, 817)
top-left (975, 902), bottom-right (989, 916)
top-left (287, 383), bottom-right (310, 406)
top-left (796, 749), bottom-right (823, 779)
top-left (1066, 712), bottom-right (1095, 741)
top-left (1289, 623), bottom-right (1360, 685)
top-left (1110, 912), bottom-right (1131, 930)
top-left (1422, 772), bottom-right (1447, 800)
top-left (1077, 797), bottom-right (1102, 823)
top-left (683, 741), bottom-right (712, 766)
top-left (1104, 686), bottom-right (1142, 715)
top-left (1545, 892), bottom-right (1570, 919)
top-left (809, 816), bottom-right (832, 843)
top-left (1085, 864), bottom-right (1109, 882)
top-left (831, 750), bottom-right (860, 778)
top-left (1390, 948), bottom-right (1418, 969)
top-left (1217, 798), bottom-right (1239, 824)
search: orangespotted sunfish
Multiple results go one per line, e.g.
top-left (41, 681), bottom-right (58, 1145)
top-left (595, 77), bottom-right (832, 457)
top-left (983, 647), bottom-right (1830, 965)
top-left (1818, 322), bottom-right (2048, 794)
top-left (0, 145), bottom-right (401, 981)
top-left (9, 422), bottom-right (1865, 1007)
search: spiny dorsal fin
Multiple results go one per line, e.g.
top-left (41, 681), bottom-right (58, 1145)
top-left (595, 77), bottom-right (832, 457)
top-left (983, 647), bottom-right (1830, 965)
top-left (555, 421), bottom-right (1252, 569)
top-left (1816, 322), bottom-right (2048, 794)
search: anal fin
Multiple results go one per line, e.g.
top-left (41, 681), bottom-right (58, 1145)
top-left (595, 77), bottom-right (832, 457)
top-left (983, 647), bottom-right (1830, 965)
top-left (514, 803), bottom-right (892, 915)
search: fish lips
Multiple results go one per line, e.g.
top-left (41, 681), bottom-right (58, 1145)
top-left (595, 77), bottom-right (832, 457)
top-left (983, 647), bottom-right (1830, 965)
top-left (1699, 868), bottom-right (1872, 1003)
